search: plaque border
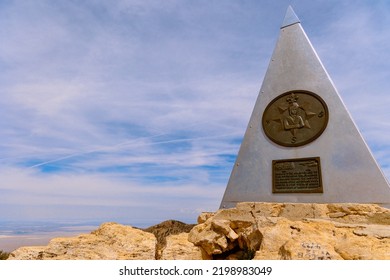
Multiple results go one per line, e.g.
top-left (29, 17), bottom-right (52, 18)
top-left (262, 90), bottom-right (329, 147)
top-left (272, 157), bottom-right (323, 193)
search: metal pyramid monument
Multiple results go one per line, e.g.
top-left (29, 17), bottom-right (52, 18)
top-left (220, 6), bottom-right (390, 209)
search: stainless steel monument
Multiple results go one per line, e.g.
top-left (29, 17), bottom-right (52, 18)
top-left (220, 6), bottom-right (390, 208)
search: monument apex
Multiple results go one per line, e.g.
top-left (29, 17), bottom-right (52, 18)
top-left (281, 5), bottom-right (300, 28)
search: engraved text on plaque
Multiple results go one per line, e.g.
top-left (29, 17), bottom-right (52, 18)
top-left (272, 157), bottom-right (323, 193)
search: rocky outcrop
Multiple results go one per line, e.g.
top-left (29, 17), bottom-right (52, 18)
top-left (161, 232), bottom-right (209, 260)
top-left (8, 222), bottom-right (157, 260)
top-left (8, 203), bottom-right (390, 260)
top-left (190, 203), bottom-right (390, 260)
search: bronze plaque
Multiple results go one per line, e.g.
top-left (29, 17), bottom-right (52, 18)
top-left (262, 90), bottom-right (328, 147)
top-left (272, 157), bottom-right (323, 193)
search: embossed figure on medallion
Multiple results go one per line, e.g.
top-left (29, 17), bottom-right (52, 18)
top-left (262, 91), bottom-right (328, 147)
top-left (283, 94), bottom-right (305, 133)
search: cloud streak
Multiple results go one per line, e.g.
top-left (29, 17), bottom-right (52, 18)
top-left (1, 0), bottom-right (390, 226)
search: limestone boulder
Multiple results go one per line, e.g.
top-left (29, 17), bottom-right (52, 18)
top-left (254, 218), bottom-right (344, 260)
top-left (161, 232), bottom-right (209, 260)
top-left (189, 203), bottom-right (390, 260)
top-left (5, 246), bottom-right (47, 260)
top-left (188, 208), bottom-right (262, 257)
top-left (9, 222), bottom-right (156, 260)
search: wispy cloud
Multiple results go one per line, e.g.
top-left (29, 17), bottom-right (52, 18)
top-left (1, 0), bottom-right (390, 225)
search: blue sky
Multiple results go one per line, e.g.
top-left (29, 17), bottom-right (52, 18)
top-left (1, 0), bottom-right (390, 226)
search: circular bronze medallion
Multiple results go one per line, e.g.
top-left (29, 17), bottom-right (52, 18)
top-left (262, 90), bottom-right (328, 147)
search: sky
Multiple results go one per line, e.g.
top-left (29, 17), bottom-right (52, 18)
top-left (1, 0), bottom-right (390, 227)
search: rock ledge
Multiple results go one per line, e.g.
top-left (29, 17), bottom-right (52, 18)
top-left (8, 203), bottom-right (390, 260)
